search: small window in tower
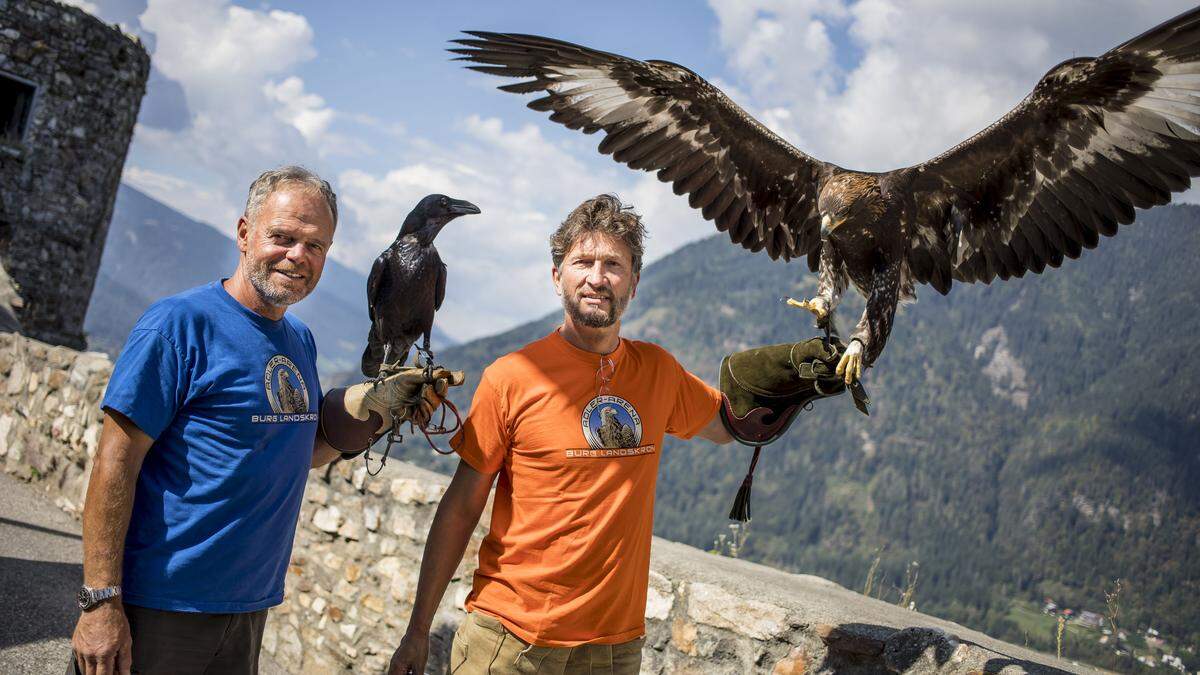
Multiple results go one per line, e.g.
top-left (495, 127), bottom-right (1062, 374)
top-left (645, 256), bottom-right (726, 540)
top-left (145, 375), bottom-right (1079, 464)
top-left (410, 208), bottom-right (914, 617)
top-left (0, 72), bottom-right (37, 144)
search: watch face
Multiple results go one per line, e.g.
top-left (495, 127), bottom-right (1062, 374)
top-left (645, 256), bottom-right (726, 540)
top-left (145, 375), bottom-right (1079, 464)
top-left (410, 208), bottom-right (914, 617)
top-left (77, 588), bottom-right (91, 609)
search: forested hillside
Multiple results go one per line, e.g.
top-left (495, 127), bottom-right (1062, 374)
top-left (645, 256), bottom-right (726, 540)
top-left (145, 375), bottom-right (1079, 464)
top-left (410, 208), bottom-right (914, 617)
top-left (388, 204), bottom-right (1200, 671)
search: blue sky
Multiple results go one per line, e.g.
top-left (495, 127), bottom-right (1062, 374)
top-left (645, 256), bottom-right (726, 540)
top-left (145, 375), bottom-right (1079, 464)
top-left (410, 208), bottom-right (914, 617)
top-left (71, 0), bottom-right (1199, 341)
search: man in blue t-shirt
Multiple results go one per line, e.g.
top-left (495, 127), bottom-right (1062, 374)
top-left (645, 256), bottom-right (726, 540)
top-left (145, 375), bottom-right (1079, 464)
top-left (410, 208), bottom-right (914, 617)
top-left (70, 166), bottom-right (457, 675)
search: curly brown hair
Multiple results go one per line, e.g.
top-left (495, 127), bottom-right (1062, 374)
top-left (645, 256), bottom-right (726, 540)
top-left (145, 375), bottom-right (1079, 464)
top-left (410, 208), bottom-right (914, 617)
top-left (550, 194), bottom-right (648, 274)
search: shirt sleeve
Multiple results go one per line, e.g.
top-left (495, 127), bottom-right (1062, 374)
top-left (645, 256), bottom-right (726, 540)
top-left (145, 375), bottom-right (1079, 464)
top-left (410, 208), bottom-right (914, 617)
top-left (303, 325), bottom-right (323, 412)
top-left (664, 355), bottom-right (722, 440)
top-left (101, 328), bottom-right (189, 440)
top-left (449, 368), bottom-right (509, 475)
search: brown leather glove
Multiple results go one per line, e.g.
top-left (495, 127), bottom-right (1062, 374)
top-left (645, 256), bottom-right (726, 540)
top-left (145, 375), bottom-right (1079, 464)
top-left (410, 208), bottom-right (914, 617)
top-left (343, 367), bottom-right (465, 435)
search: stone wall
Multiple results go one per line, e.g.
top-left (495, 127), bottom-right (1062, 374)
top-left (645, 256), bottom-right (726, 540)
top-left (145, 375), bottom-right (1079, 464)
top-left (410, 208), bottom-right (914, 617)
top-left (0, 0), bottom-right (150, 349)
top-left (0, 330), bottom-right (1088, 674)
top-left (0, 331), bottom-right (108, 513)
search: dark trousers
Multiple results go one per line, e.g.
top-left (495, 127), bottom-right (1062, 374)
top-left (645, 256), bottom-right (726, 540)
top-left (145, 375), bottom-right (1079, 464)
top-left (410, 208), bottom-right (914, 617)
top-left (69, 603), bottom-right (268, 675)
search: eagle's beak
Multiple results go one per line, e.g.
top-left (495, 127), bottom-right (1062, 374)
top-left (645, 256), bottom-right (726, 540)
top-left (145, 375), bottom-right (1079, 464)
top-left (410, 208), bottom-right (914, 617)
top-left (448, 199), bottom-right (481, 216)
top-left (820, 214), bottom-right (832, 238)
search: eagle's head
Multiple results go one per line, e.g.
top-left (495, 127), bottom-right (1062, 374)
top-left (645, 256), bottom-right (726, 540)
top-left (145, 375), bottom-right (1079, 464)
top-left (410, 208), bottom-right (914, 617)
top-left (818, 173), bottom-right (882, 237)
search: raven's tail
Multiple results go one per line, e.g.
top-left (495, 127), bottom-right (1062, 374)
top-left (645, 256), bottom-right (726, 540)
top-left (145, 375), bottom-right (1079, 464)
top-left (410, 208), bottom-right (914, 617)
top-left (361, 326), bottom-right (383, 378)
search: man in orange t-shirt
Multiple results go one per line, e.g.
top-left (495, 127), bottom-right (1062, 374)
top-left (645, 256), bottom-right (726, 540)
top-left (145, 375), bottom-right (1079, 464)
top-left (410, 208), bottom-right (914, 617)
top-left (388, 194), bottom-right (732, 675)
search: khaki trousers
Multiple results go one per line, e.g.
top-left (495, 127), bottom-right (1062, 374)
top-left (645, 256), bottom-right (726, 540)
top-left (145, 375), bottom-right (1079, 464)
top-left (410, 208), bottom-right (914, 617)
top-left (448, 611), bottom-right (644, 675)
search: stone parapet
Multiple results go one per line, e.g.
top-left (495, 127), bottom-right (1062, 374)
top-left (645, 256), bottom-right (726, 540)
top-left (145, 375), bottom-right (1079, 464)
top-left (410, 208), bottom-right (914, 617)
top-left (0, 331), bottom-right (109, 513)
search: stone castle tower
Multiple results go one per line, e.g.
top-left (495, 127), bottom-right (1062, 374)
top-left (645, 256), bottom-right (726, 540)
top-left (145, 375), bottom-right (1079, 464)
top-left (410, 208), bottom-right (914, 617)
top-left (0, 0), bottom-right (149, 349)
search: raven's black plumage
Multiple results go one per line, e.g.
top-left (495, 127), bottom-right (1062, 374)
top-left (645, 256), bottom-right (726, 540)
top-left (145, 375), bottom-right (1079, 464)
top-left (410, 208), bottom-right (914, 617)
top-left (361, 194), bottom-right (480, 378)
top-left (451, 7), bottom-right (1200, 370)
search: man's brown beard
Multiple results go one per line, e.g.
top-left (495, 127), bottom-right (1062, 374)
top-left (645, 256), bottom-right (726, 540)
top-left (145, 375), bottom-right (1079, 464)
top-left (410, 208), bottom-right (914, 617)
top-left (563, 286), bottom-right (632, 328)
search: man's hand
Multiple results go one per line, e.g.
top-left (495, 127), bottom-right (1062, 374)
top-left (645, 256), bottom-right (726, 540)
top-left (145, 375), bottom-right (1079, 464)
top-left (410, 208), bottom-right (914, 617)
top-left (344, 367), bottom-right (465, 435)
top-left (387, 630), bottom-right (429, 675)
top-left (72, 601), bottom-right (132, 675)
top-left (411, 376), bottom-right (451, 429)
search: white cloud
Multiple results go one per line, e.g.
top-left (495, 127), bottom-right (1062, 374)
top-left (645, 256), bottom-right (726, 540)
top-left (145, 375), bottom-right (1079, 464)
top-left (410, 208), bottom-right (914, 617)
top-left (128, 0), bottom-right (346, 219)
top-left (264, 76), bottom-right (335, 147)
top-left (59, 0), bottom-right (101, 15)
top-left (139, 0), bottom-right (315, 100)
top-left (122, 165), bottom-right (240, 229)
top-left (707, 0), bottom-right (1200, 172)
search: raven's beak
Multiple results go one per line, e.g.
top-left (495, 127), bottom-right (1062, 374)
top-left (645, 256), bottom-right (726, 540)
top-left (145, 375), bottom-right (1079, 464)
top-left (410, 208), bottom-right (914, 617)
top-left (448, 199), bottom-right (481, 216)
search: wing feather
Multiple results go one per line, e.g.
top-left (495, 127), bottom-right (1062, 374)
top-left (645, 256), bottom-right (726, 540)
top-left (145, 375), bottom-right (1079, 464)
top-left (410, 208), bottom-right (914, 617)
top-left (912, 6), bottom-right (1200, 285)
top-left (452, 31), bottom-right (833, 261)
top-left (366, 254), bottom-right (386, 323)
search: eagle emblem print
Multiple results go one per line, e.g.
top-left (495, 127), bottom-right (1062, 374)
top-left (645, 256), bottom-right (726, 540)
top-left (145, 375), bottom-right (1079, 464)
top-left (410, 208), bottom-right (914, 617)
top-left (264, 355), bottom-right (310, 414)
top-left (581, 395), bottom-right (642, 450)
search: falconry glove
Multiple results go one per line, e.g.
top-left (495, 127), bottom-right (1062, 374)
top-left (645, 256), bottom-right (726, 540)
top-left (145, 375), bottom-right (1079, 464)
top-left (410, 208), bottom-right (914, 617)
top-left (319, 367), bottom-right (465, 460)
top-left (720, 336), bottom-right (869, 522)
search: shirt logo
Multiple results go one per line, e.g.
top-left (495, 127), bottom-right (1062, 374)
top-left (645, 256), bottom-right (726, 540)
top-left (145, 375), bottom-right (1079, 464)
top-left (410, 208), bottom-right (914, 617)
top-left (264, 355), bottom-right (310, 414)
top-left (565, 445), bottom-right (656, 459)
top-left (581, 395), bottom-right (642, 449)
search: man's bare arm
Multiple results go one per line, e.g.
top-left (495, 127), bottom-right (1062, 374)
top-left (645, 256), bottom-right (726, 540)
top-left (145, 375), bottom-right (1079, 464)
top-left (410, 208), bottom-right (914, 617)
top-left (72, 410), bottom-right (154, 675)
top-left (695, 409), bottom-right (733, 444)
top-left (388, 460), bottom-right (496, 675)
top-left (311, 432), bottom-right (340, 468)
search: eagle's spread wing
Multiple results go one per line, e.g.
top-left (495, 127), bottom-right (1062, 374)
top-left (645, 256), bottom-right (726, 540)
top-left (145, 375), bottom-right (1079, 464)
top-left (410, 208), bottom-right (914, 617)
top-left (452, 31), bottom-right (832, 264)
top-left (910, 7), bottom-right (1200, 290)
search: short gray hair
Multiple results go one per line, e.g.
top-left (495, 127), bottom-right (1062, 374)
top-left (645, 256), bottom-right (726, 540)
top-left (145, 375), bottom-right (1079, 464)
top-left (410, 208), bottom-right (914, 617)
top-left (244, 165), bottom-right (338, 227)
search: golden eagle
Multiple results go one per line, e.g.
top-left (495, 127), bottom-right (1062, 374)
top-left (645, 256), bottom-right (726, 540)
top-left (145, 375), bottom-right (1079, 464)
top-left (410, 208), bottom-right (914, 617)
top-left (276, 369), bottom-right (307, 414)
top-left (452, 7), bottom-right (1200, 383)
top-left (596, 406), bottom-right (637, 449)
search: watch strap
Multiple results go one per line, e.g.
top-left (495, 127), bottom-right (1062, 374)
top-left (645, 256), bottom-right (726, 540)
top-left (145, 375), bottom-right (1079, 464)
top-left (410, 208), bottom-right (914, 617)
top-left (79, 585), bottom-right (121, 609)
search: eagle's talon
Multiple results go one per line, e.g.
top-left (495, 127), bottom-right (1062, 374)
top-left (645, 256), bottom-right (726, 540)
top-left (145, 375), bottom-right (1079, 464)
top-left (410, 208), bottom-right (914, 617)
top-left (785, 296), bottom-right (829, 321)
top-left (836, 340), bottom-right (864, 385)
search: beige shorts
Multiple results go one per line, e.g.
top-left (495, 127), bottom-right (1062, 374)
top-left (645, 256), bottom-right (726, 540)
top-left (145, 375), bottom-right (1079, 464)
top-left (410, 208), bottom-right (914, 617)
top-left (448, 611), bottom-right (644, 675)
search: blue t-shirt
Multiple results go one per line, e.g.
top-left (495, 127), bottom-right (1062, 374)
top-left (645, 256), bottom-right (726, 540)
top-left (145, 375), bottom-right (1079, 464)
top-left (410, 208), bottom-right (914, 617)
top-left (102, 280), bottom-right (322, 612)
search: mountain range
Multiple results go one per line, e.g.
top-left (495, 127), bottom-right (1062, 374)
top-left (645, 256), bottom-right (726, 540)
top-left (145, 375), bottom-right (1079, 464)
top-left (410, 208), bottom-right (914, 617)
top-left (85, 184), bottom-right (454, 376)
top-left (388, 204), bottom-right (1200, 672)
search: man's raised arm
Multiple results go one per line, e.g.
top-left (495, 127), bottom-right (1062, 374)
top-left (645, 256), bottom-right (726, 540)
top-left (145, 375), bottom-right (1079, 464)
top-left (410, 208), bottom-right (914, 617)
top-left (695, 411), bottom-right (733, 444)
top-left (71, 411), bottom-right (154, 675)
top-left (387, 459), bottom-right (496, 675)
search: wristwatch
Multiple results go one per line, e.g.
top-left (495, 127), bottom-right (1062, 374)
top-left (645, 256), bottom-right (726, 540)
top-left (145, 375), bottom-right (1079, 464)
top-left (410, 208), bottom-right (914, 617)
top-left (77, 585), bottom-right (121, 610)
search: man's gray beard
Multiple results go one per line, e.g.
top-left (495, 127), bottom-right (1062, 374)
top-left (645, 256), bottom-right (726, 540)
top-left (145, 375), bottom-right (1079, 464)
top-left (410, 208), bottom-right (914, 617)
top-left (246, 259), bottom-right (308, 308)
top-left (563, 289), bottom-right (631, 329)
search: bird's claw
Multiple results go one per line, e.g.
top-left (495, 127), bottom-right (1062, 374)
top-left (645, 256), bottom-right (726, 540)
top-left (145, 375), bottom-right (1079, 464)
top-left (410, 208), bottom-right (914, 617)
top-left (785, 296), bottom-right (829, 322)
top-left (412, 345), bottom-right (436, 384)
top-left (374, 360), bottom-right (403, 387)
top-left (836, 340), bottom-right (864, 385)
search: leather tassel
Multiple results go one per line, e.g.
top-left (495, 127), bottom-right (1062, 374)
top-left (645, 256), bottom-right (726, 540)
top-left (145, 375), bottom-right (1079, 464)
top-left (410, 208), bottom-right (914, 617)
top-left (728, 446), bottom-right (762, 522)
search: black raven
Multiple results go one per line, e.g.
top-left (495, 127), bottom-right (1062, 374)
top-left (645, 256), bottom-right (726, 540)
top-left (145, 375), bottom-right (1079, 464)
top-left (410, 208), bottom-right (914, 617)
top-left (361, 194), bottom-right (480, 379)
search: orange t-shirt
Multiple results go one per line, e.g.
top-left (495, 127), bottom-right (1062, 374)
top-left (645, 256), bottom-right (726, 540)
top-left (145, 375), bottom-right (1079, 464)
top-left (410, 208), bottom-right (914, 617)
top-left (450, 329), bottom-right (721, 646)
